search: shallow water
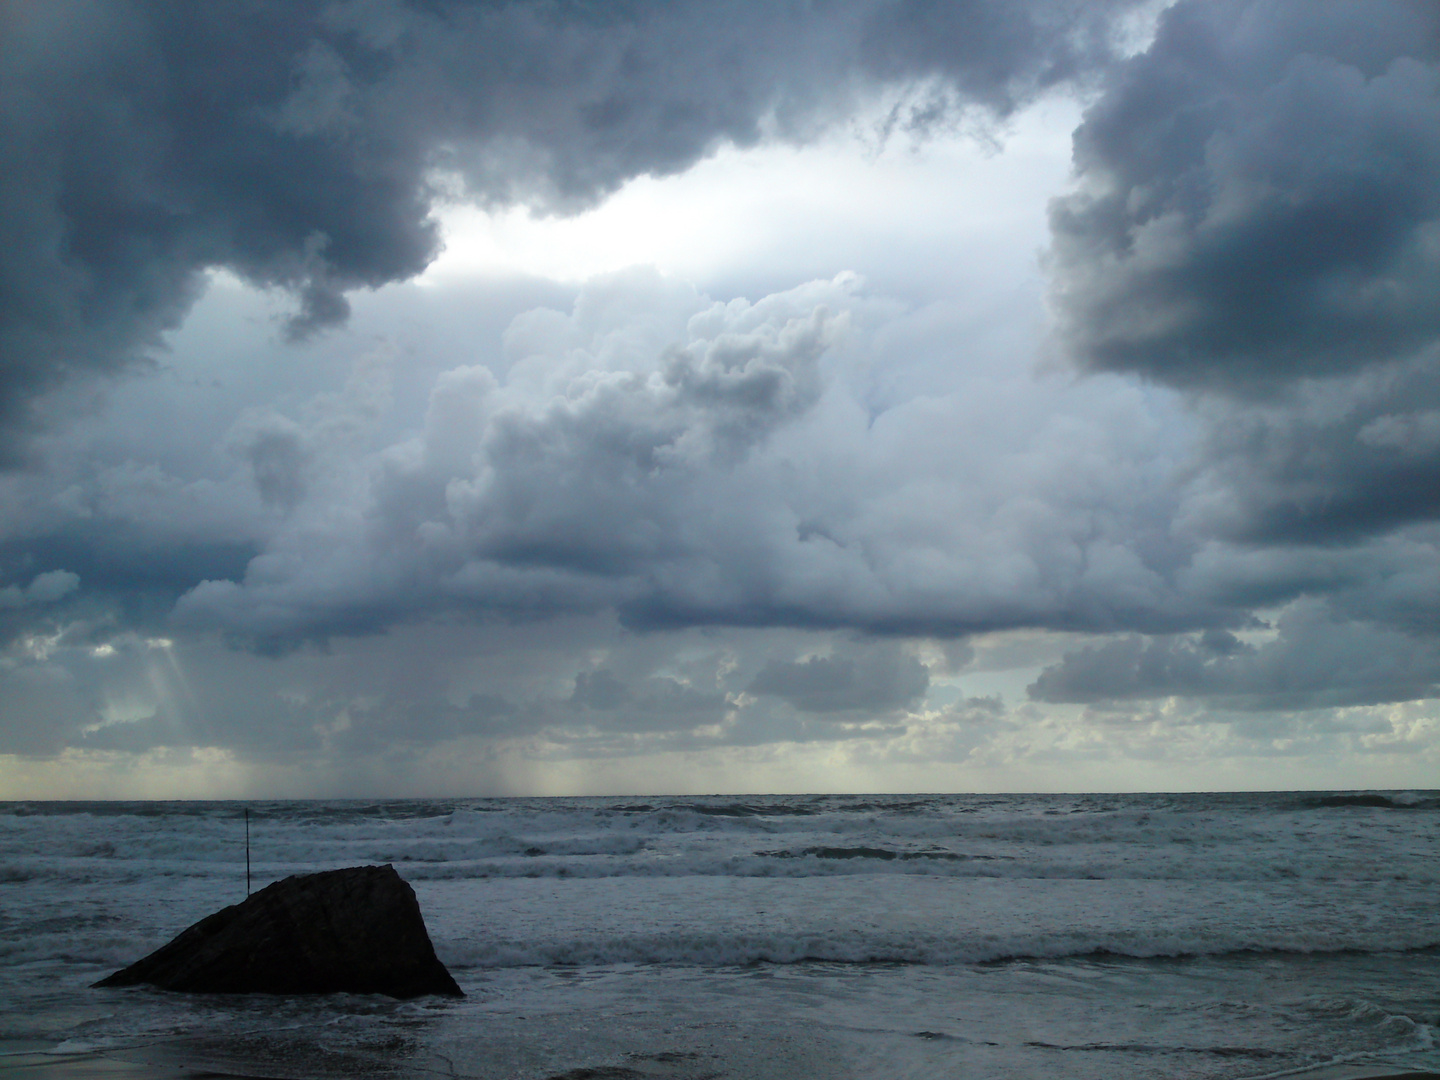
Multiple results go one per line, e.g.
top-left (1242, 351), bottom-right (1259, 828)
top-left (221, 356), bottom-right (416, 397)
top-left (2, 792), bottom-right (1437, 1079)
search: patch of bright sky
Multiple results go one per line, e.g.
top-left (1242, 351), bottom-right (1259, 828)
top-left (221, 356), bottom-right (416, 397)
top-left (420, 94), bottom-right (1083, 294)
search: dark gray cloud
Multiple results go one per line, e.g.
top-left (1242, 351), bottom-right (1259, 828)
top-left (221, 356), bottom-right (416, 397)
top-left (229, 412), bottom-right (311, 514)
top-left (0, 628), bottom-right (317, 757)
top-left (0, 569), bottom-right (78, 610)
top-left (1, 1), bottom-right (434, 455)
top-left (0, 602), bottom-right (934, 760)
top-left (5, 0), bottom-right (1440, 784)
top-left (0, 0), bottom-right (1142, 457)
top-left (1028, 600), bottom-right (1440, 711)
top-left (748, 643), bottom-right (929, 714)
top-left (0, 450), bottom-right (264, 643)
top-left (1048, 0), bottom-right (1440, 391)
top-left (568, 669), bottom-right (730, 735)
top-left (1177, 355), bottom-right (1440, 546)
top-left (1035, 0), bottom-right (1440, 711)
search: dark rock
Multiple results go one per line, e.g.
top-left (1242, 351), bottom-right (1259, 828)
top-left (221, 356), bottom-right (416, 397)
top-left (93, 864), bottom-right (463, 999)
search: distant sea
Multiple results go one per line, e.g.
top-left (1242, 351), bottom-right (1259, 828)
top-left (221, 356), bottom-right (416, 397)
top-left (2, 792), bottom-right (1437, 1080)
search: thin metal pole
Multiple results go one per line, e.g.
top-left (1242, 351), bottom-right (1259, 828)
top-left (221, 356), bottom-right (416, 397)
top-left (245, 808), bottom-right (251, 896)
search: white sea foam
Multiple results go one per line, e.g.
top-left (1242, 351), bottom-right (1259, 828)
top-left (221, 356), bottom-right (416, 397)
top-left (437, 926), bottom-right (1440, 972)
top-left (5, 792), bottom-right (1433, 890)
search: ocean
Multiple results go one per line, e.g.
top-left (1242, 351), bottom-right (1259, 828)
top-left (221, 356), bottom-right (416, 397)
top-left (1, 792), bottom-right (1436, 1080)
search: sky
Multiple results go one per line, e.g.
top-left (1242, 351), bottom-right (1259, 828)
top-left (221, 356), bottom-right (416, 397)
top-left (2, 0), bottom-right (1439, 798)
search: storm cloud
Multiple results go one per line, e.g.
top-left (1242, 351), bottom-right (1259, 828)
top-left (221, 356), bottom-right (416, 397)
top-left (3, 0), bottom-right (1440, 790)
top-left (1048, 0), bottom-right (1440, 390)
top-left (0, 0), bottom-right (1143, 455)
top-left (748, 642), bottom-right (929, 715)
top-left (1028, 602), bottom-right (1440, 712)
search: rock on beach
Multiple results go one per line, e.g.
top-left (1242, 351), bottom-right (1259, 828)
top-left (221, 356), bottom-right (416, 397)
top-left (93, 864), bottom-right (463, 999)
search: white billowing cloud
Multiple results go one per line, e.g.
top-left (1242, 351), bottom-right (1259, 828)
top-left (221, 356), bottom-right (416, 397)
top-left (171, 272), bottom-right (844, 641)
top-left (165, 268), bottom-right (1213, 650)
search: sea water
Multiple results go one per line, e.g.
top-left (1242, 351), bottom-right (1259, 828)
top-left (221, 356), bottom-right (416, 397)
top-left (1, 792), bottom-right (1436, 1079)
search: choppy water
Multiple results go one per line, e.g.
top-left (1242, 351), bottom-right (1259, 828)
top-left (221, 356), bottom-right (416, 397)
top-left (1, 792), bottom-right (1437, 1079)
